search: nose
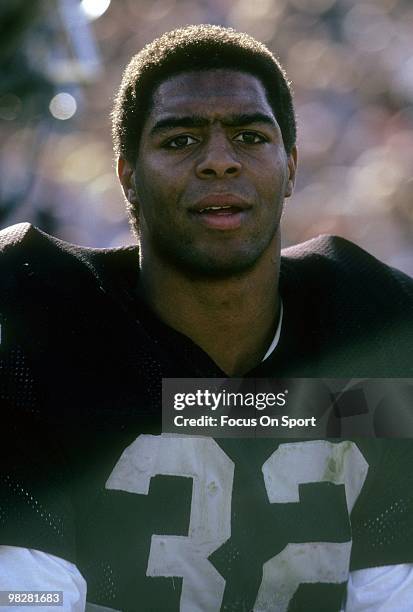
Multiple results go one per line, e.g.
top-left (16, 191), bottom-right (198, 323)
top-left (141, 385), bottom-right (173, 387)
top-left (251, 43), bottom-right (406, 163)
top-left (195, 132), bottom-right (241, 179)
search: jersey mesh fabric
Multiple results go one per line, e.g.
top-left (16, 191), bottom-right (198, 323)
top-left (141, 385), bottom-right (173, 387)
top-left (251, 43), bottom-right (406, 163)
top-left (1, 223), bottom-right (413, 611)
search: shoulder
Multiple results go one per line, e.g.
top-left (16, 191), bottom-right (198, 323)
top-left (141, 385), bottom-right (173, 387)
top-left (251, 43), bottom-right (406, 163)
top-left (0, 224), bottom-right (140, 407)
top-left (280, 235), bottom-right (412, 376)
top-left (0, 222), bottom-right (33, 251)
top-left (281, 234), bottom-right (412, 301)
top-left (0, 224), bottom-right (140, 350)
top-left (281, 233), bottom-right (410, 278)
top-left (0, 222), bottom-right (139, 295)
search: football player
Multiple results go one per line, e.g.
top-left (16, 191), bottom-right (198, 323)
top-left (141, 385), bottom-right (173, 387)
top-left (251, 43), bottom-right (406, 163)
top-left (0, 25), bottom-right (412, 611)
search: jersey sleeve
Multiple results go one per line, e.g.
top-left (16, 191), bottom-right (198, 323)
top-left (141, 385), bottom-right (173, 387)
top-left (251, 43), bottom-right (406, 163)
top-left (0, 229), bottom-right (77, 564)
top-left (350, 439), bottom-right (413, 570)
top-left (344, 564), bottom-right (413, 611)
top-left (0, 404), bottom-right (77, 562)
top-left (0, 546), bottom-right (86, 611)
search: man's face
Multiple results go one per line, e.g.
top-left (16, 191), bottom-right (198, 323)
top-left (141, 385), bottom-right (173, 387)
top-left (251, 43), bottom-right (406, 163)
top-left (121, 69), bottom-right (297, 276)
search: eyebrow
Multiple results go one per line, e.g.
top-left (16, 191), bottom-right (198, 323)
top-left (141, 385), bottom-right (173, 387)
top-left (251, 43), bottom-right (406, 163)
top-left (149, 112), bottom-right (276, 135)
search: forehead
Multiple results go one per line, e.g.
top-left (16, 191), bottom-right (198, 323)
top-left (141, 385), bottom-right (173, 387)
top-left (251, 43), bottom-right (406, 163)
top-left (147, 69), bottom-right (275, 125)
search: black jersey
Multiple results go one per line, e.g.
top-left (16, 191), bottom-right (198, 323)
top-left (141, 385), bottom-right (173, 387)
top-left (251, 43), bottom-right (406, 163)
top-left (0, 223), bottom-right (413, 611)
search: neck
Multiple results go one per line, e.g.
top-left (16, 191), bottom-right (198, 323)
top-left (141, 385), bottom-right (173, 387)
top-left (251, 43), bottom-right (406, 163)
top-left (139, 236), bottom-right (281, 376)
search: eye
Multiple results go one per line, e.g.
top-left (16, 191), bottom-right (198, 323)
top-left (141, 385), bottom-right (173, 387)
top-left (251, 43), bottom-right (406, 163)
top-left (234, 131), bottom-right (267, 145)
top-left (164, 134), bottom-right (199, 149)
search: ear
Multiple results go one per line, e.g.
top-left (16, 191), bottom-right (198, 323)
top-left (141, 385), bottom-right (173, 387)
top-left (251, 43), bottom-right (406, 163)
top-left (285, 145), bottom-right (298, 198)
top-left (117, 156), bottom-right (138, 205)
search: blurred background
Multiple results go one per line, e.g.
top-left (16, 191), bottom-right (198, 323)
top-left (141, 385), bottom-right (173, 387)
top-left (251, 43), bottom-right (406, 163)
top-left (1, 0), bottom-right (412, 273)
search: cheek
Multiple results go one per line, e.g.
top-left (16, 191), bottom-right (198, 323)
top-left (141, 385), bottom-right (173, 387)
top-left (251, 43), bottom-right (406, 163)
top-left (251, 155), bottom-right (287, 187)
top-left (138, 179), bottom-right (179, 227)
top-left (135, 176), bottom-right (160, 213)
top-left (258, 173), bottom-right (287, 203)
top-left (141, 161), bottom-right (180, 196)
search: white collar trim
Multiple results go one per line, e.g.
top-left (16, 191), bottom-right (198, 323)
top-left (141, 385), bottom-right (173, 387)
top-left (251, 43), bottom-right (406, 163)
top-left (262, 299), bottom-right (283, 362)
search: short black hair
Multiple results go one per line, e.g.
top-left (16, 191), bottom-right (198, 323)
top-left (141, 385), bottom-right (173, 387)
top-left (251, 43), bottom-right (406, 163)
top-left (112, 25), bottom-right (296, 163)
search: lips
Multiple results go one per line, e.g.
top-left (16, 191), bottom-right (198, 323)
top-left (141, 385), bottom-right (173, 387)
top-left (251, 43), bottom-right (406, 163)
top-left (191, 194), bottom-right (250, 213)
top-left (189, 194), bottom-right (251, 230)
top-left (198, 205), bottom-right (241, 214)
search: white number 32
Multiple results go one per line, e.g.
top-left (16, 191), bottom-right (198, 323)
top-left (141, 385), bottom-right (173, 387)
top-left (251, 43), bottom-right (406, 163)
top-left (106, 436), bottom-right (368, 612)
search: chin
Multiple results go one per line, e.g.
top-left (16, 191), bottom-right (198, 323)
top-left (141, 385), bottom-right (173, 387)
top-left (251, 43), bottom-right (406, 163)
top-left (150, 229), bottom-right (277, 278)
top-left (169, 248), bottom-right (263, 279)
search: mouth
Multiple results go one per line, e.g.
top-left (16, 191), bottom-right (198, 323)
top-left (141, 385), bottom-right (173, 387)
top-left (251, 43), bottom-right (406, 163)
top-left (198, 204), bottom-right (243, 214)
top-left (189, 195), bottom-right (251, 230)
